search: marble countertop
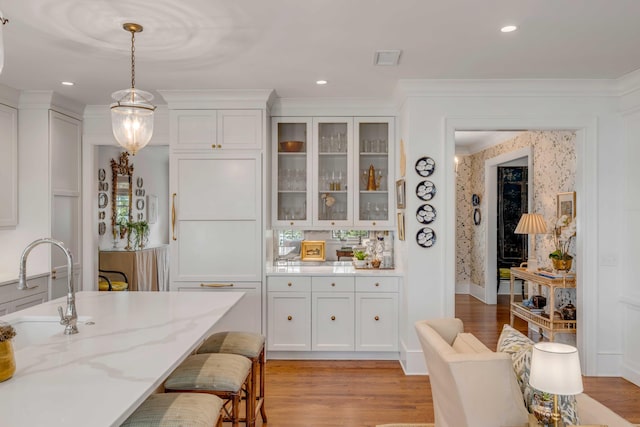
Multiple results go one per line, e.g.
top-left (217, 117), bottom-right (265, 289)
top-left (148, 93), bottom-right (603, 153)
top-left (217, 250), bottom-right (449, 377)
top-left (0, 291), bottom-right (243, 427)
top-left (266, 262), bottom-right (402, 276)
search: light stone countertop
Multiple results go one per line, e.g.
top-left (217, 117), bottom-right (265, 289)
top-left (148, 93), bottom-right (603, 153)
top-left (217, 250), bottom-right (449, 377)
top-left (0, 291), bottom-right (244, 427)
top-left (266, 262), bottom-right (402, 277)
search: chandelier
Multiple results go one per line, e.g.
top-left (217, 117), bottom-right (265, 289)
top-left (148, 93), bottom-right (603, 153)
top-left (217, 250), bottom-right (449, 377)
top-left (110, 23), bottom-right (156, 155)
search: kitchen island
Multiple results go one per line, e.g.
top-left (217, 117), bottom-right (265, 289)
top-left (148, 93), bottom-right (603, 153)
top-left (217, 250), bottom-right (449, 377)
top-left (0, 291), bottom-right (243, 426)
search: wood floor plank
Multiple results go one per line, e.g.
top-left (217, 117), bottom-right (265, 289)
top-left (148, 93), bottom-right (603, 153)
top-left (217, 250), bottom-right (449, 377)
top-left (257, 294), bottom-right (640, 426)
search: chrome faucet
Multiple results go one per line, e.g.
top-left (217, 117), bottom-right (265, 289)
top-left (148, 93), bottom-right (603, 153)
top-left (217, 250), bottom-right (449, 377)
top-left (18, 238), bottom-right (78, 335)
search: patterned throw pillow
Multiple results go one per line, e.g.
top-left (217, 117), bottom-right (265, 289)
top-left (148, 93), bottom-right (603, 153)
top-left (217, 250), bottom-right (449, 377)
top-left (497, 325), bottom-right (580, 425)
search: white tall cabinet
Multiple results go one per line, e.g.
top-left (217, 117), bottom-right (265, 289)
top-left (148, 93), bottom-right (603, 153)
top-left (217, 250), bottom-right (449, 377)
top-left (163, 90), bottom-right (272, 335)
top-left (0, 103), bottom-right (18, 228)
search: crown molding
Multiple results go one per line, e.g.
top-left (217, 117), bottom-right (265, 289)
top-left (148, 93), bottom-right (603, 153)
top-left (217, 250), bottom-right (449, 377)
top-left (157, 89), bottom-right (275, 109)
top-left (272, 97), bottom-right (397, 117)
top-left (394, 78), bottom-right (619, 105)
top-left (18, 90), bottom-right (85, 119)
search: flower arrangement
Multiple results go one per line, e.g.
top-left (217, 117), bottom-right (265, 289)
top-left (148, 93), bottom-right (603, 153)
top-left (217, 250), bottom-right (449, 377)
top-left (549, 214), bottom-right (576, 261)
top-left (0, 322), bottom-right (16, 342)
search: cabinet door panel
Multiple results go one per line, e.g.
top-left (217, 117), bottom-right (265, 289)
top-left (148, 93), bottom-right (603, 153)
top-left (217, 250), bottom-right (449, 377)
top-left (171, 110), bottom-right (217, 149)
top-left (312, 292), bottom-right (354, 351)
top-left (268, 292), bottom-right (311, 351)
top-left (177, 283), bottom-right (261, 334)
top-left (356, 293), bottom-right (398, 351)
top-left (218, 110), bottom-right (262, 150)
top-left (176, 156), bottom-right (259, 220)
top-left (176, 220), bottom-right (260, 281)
top-left (0, 104), bottom-right (17, 227)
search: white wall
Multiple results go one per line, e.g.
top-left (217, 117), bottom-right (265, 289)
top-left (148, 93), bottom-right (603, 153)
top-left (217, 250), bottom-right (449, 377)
top-left (394, 79), bottom-right (633, 381)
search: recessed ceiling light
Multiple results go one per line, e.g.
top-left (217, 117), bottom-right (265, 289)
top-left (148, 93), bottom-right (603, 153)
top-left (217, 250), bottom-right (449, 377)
top-left (374, 50), bottom-right (402, 66)
top-left (501, 25), bottom-right (517, 33)
top-left (61, 81), bottom-right (75, 86)
top-left (316, 80), bottom-right (327, 85)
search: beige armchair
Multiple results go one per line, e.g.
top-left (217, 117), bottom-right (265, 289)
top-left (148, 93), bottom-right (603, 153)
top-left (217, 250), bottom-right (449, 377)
top-left (415, 318), bottom-right (529, 427)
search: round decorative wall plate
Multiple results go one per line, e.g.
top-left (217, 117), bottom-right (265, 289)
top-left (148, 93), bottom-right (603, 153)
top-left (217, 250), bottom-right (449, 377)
top-left (415, 157), bottom-right (435, 177)
top-left (416, 180), bottom-right (436, 201)
top-left (98, 222), bottom-right (106, 236)
top-left (136, 198), bottom-right (145, 210)
top-left (137, 177), bottom-right (144, 188)
top-left (98, 192), bottom-right (108, 209)
top-left (473, 208), bottom-right (481, 225)
top-left (472, 194), bottom-right (480, 206)
top-left (416, 227), bottom-right (436, 248)
top-left (98, 168), bottom-right (106, 181)
top-left (416, 204), bottom-right (436, 224)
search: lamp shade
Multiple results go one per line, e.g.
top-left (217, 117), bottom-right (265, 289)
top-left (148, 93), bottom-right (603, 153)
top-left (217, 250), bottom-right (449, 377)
top-left (529, 342), bottom-right (583, 395)
top-left (110, 88), bottom-right (155, 155)
top-left (514, 213), bottom-right (547, 235)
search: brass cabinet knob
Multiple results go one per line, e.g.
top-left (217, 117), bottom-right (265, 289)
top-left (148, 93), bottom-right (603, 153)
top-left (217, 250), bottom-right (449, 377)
top-left (372, 222), bottom-right (376, 226)
top-left (331, 316), bottom-right (336, 321)
top-left (288, 282), bottom-right (292, 286)
top-left (211, 144), bottom-right (216, 149)
top-left (375, 282), bottom-right (380, 287)
top-left (331, 283), bottom-right (335, 287)
top-left (331, 221), bottom-right (335, 225)
top-left (375, 316), bottom-right (380, 321)
top-left (287, 315), bottom-right (292, 321)
top-left (290, 221), bottom-right (294, 226)
top-left (217, 144), bottom-right (222, 148)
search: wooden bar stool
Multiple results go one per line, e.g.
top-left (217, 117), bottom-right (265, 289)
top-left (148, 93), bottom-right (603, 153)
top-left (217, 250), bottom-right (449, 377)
top-left (120, 393), bottom-right (224, 427)
top-left (196, 331), bottom-right (267, 424)
top-left (164, 353), bottom-right (253, 427)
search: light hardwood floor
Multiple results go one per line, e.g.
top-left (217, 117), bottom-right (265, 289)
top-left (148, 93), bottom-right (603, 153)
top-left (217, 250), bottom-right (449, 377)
top-left (257, 295), bottom-right (640, 426)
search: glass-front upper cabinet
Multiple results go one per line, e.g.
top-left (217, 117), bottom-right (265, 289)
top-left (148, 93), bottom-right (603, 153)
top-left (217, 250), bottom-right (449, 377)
top-left (354, 118), bottom-right (394, 227)
top-left (272, 118), bottom-right (312, 227)
top-left (312, 117), bottom-right (353, 227)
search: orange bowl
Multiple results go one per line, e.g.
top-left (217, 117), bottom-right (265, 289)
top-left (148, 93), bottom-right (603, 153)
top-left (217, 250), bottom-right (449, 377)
top-left (279, 141), bottom-right (304, 152)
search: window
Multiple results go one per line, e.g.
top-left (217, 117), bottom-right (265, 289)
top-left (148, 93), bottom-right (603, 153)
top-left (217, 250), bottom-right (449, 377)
top-left (331, 230), bottom-right (369, 241)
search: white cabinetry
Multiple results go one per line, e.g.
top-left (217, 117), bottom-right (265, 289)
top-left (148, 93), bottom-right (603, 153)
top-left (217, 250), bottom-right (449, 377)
top-left (0, 103), bottom-right (18, 228)
top-left (267, 277), bottom-right (311, 351)
top-left (272, 116), bottom-right (394, 229)
top-left (167, 100), bottom-right (266, 335)
top-left (0, 275), bottom-right (49, 315)
top-left (267, 274), bottom-right (399, 356)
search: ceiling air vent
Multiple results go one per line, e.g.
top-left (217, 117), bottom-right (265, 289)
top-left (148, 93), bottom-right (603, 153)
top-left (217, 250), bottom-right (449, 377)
top-left (373, 50), bottom-right (402, 66)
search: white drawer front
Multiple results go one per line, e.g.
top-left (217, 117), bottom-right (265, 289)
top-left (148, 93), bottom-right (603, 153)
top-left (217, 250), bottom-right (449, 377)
top-left (355, 276), bottom-right (398, 293)
top-left (268, 276), bottom-right (311, 292)
top-left (311, 276), bottom-right (354, 292)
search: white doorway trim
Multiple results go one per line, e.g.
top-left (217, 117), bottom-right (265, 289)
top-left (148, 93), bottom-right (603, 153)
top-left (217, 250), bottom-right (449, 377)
top-left (444, 116), bottom-right (597, 375)
top-left (483, 147), bottom-right (533, 305)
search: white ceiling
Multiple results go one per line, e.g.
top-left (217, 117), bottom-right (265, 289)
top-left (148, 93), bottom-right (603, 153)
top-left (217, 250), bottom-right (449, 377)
top-left (1, 0), bottom-right (640, 106)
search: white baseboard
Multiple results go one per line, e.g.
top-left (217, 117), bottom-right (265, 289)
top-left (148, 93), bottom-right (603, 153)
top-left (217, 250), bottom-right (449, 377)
top-left (267, 351), bottom-right (399, 361)
top-left (469, 283), bottom-right (485, 302)
top-left (455, 282), bottom-right (470, 294)
top-left (399, 338), bottom-right (427, 375)
top-left (622, 361), bottom-right (640, 388)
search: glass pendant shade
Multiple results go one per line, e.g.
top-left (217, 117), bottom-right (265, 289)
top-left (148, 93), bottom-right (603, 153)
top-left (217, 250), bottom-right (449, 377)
top-left (110, 88), bottom-right (155, 155)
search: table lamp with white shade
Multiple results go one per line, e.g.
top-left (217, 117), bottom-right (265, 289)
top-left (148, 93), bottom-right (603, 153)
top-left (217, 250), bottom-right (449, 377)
top-left (514, 213), bottom-right (547, 272)
top-left (529, 342), bottom-right (584, 427)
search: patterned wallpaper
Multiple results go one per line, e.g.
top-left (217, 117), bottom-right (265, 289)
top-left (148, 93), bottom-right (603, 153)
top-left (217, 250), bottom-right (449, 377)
top-left (456, 131), bottom-right (577, 288)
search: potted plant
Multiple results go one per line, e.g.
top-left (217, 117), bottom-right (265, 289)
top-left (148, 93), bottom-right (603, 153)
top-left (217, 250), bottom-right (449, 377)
top-left (0, 322), bottom-right (16, 382)
top-left (549, 214), bottom-right (576, 271)
top-left (128, 220), bottom-right (150, 250)
top-left (352, 250), bottom-right (368, 268)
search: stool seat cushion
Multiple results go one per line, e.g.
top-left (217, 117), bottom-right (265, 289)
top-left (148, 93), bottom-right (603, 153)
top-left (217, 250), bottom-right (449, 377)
top-left (196, 331), bottom-right (265, 359)
top-left (98, 280), bottom-right (128, 291)
top-left (121, 393), bottom-right (223, 427)
top-left (165, 353), bottom-right (251, 392)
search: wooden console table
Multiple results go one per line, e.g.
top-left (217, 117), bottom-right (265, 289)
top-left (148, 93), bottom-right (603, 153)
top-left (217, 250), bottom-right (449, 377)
top-left (510, 267), bottom-right (576, 341)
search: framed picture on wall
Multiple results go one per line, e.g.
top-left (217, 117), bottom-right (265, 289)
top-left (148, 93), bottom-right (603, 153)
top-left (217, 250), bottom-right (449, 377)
top-left (557, 191), bottom-right (576, 218)
top-left (396, 179), bottom-right (406, 209)
top-left (300, 240), bottom-right (326, 261)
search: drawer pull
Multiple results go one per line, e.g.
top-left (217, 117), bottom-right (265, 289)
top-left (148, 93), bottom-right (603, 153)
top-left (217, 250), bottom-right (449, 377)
top-left (200, 283), bottom-right (234, 288)
top-left (287, 315), bottom-right (292, 321)
top-left (331, 283), bottom-right (335, 287)
top-left (288, 282), bottom-right (292, 287)
top-left (375, 316), bottom-right (380, 321)
top-left (372, 222), bottom-right (376, 226)
top-left (290, 221), bottom-right (294, 226)
top-left (171, 193), bottom-right (177, 241)
top-left (331, 316), bottom-right (336, 321)
top-left (211, 144), bottom-right (216, 149)
top-left (217, 144), bottom-right (222, 149)
top-left (375, 282), bottom-right (380, 287)
top-left (331, 221), bottom-right (335, 225)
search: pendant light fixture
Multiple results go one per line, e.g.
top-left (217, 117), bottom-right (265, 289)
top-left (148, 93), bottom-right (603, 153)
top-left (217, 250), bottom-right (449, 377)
top-left (110, 23), bottom-right (156, 155)
top-left (0, 11), bottom-right (8, 75)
